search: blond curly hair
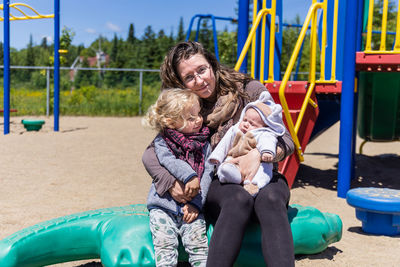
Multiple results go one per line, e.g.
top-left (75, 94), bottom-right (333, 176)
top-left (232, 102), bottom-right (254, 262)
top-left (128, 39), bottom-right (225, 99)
top-left (143, 88), bottom-right (201, 132)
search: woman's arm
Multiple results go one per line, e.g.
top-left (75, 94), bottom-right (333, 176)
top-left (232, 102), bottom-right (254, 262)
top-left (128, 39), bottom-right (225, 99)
top-left (142, 145), bottom-right (176, 195)
top-left (275, 130), bottom-right (294, 162)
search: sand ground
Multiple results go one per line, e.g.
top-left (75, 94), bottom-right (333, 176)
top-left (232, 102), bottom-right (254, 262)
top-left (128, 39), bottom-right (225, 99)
top-left (1, 116), bottom-right (399, 266)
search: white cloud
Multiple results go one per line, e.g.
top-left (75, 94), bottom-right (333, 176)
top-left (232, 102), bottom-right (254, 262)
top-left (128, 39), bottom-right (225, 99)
top-left (85, 28), bottom-right (97, 34)
top-left (106, 22), bottom-right (121, 32)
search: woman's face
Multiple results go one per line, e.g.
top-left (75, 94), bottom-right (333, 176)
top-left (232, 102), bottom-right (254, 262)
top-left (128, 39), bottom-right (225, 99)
top-left (177, 54), bottom-right (216, 99)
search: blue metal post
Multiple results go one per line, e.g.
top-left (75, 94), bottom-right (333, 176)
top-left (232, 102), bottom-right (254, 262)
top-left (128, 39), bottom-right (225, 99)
top-left (54, 0), bottom-right (60, 131)
top-left (210, 15), bottom-right (220, 61)
top-left (351, 0), bottom-right (365, 179)
top-left (337, 0), bottom-right (360, 198)
top-left (335, 0), bottom-right (347, 81)
top-left (237, 0), bottom-right (249, 73)
top-left (274, 0), bottom-right (282, 80)
top-left (324, 0), bottom-right (334, 80)
top-left (186, 15), bottom-right (199, 41)
top-left (3, 1), bottom-right (10, 135)
top-left (186, 14), bottom-right (234, 61)
top-left (195, 17), bottom-right (202, 41)
top-left (254, 0), bottom-right (262, 79)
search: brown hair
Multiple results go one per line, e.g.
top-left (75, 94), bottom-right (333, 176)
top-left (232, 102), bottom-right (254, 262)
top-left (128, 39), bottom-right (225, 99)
top-left (160, 41), bottom-right (250, 101)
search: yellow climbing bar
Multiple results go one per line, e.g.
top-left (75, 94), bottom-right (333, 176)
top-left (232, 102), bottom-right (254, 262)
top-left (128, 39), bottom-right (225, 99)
top-left (235, 3), bottom-right (275, 82)
top-left (0, 3), bottom-right (54, 21)
top-left (365, 0), bottom-right (400, 53)
top-left (330, 0), bottom-right (339, 81)
top-left (279, 1), bottom-right (324, 162)
top-left (251, 0), bottom-right (258, 78)
top-left (235, 0), bottom-right (339, 162)
top-left (395, 0), bottom-right (400, 51)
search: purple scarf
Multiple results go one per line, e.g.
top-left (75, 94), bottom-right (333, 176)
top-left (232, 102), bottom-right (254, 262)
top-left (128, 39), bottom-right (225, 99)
top-left (162, 126), bottom-right (210, 178)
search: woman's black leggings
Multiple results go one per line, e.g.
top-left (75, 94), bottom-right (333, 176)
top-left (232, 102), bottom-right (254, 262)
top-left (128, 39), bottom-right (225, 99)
top-left (205, 173), bottom-right (295, 267)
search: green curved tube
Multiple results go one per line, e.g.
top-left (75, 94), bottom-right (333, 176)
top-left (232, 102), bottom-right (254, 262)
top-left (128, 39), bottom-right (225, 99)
top-left (0, 204), bottom-right (342, 267)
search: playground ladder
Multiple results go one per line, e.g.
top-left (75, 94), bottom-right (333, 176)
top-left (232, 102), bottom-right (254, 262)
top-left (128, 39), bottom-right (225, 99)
top-left (235, 0), bottom-right (340, 187)
top-left (356, 0), bottom-right (400, 72)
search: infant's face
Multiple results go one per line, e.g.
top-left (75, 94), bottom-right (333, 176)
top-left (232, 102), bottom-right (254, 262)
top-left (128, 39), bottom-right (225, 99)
top-left (238, 108), bottom-right (266, 133)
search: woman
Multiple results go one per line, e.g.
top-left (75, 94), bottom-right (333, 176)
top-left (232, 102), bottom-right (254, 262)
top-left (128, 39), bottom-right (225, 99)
top-left (142, 41), bottom-right (295, 267)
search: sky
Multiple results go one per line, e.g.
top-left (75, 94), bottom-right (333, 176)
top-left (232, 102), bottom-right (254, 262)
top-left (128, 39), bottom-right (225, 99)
top-left (0, 0), bottom-right (313, 50)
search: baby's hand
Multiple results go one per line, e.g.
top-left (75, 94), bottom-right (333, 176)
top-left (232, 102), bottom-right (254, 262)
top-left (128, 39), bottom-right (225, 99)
top-left (261, 152), bottom-right (274, 162)
top-left (182, 203), bottom-right (199, 223)
top-left (185, 176), bottom-right (200, 198)
top-left (209, 158), bottom-right (220, 165)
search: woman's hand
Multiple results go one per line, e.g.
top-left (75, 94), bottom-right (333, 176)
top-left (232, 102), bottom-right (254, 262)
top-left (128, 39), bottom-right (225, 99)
top-left (273, 146), bottom-right (284, 162)
top-left (185, 176), bottom-right (200, 198)
top-left (168, 180), bottom-right (192, 203)
top-left (233, 148), bottom-right (261, 182)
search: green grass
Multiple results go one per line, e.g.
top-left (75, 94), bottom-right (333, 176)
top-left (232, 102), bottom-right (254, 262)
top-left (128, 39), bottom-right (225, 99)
top-left (1, 84), bottom-right (161, 116)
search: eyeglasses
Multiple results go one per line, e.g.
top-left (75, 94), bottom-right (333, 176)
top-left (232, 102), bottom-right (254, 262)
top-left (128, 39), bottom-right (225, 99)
top-left (182, 65), bottom-right (210, 85)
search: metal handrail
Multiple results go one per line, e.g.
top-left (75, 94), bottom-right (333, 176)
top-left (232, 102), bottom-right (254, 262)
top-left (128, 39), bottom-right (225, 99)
top-left (235, 0), bottom-right (339, 162)
top-left (278, 2), bottom-right (323, 161)
top-left (234, 2), bottom-right (275, 83)
top-left (365, 0), bottom-right (400, 53)
top-left (0, 3), bottom-right (54, 21)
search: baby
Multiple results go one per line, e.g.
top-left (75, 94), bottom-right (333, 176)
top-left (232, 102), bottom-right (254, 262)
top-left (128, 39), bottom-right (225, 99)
top-left (209, 91), bottom-right (286, 196)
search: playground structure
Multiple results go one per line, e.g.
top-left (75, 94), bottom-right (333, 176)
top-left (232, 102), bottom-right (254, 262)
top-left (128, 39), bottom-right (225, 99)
top-left (1, 1), bottom-right (397, 197)
top-left (0, 0), bottom-right (398, 266)
top-left (231, 0), bottom-right (400, 198)
top-left (185, 14), bottom-right (237, 61)
top-left (1, 1), bottom-right (60, 134)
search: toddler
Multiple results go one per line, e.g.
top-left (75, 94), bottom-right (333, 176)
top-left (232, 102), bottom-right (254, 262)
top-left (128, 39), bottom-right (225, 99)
top-left (144, 88), bottom-right (213, 267)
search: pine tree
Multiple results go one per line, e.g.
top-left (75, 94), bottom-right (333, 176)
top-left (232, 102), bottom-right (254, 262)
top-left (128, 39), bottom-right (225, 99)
top-left (127, 23), bottom-right (136, 44)
top-left (40, 37), bottom-right (48, 49)
top-left (177, 17), bottom-right (186, 42)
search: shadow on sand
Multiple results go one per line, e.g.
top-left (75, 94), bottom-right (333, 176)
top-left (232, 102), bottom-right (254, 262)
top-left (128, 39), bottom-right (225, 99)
top-left (75, 154), bottom-right (399, 266)
top-left (292, 153), bottom-right (400, 190)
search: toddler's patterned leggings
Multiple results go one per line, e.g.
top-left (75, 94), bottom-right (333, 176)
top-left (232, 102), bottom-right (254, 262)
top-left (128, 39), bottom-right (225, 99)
top-left (149, 209), bottom-right (208, 267)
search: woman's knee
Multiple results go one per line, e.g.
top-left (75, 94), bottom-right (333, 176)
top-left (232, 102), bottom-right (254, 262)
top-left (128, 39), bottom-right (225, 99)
top-left (256, 180), bottom-right (290, 210)
top-left (223, 186), bottom-right (254, 212)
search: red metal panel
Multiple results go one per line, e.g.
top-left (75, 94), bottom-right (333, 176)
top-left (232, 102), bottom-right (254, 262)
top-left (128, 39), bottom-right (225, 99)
top-left (356, 52), bottom-right (400, 72)
top-left (265, 82), bottom-right (320, 187)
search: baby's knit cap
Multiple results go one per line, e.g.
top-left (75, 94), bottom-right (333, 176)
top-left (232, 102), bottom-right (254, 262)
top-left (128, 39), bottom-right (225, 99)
top-left (239, 91), bottom-right (286, 136)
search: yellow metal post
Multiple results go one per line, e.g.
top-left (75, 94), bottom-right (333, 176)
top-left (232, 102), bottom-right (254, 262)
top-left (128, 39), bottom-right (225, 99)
top-left (331, 0), bottom-right (339, 80)
top-left (365, 0), bottom-right (374, 51)
top-left (267, 0), bottom-right (276, 82)
top-left (320, 0), bottom-right (328, 81)
top-left (235, 8), bottom-right (272, 72)
top-left (251, 0), bottom-right (258, 78)
top-left (260, 0), bottom-right (267, 83)
top-left (379, 0), bottom-right (389, 51)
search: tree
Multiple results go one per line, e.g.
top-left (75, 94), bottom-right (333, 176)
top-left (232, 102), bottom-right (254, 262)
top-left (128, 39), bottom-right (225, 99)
top-left (74, 57), bottom-right (94, 89)
top-left (198, 19), bottom-right (214, 53)
top-left (40, 37), bottom-right (48, 49)
top-left (176, 17), bottom-right (186, 42)
top-left (141, 25), bottom-right (157, 69)
top-left (127, 23), bottom-right (136, 44)
top-left (26, 34), bottom-right (35, 66)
